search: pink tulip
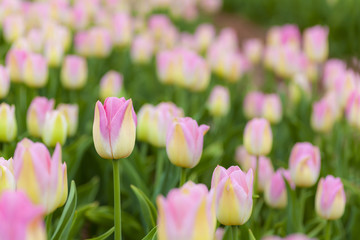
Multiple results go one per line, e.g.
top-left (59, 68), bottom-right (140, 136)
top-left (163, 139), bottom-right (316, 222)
top-left (131, 34), bottom-right (154, 64)
top-left (285, 233), bottom-right (316, 240)
top-left (346, 90), bottom-right (360, 130)
top-left (23, 53), bottom-right (48, 88)
top-left (211, 165), bottom-right (253, 225)
top-left (243, 118), bottom-right (273, 156)
top-left (311, 98), bottom-right (335, 133)
top-left (243, 38), bottom-right (263, 64)
top-left (262, 236), bottom-right (282, 240)
top-left (44, 39), bottom-right (64, 67)
top-left (280, 24), bottom-right (301, 50)
top-left (27, 97), bottom-right (55, 138)
top-left (303, 25), bottom-right (329, 63)
top-left (0, 103), bottom-right (17, 142)
top-left (157, 181), bottom-right (216, 240)
top-left (5, 48), bottom-right (28, 82)
top-left (264, 169), bottom-right (288, 209)
top-left (194, 23), bottom-right (216, 53)
top-left (0, 65), bottom-right (10, 99)
top-left (3, 14), bottom-right (25, 43)
top-left (207, 85), bottom-right (230, 117)
top-left (57, 103), bottom-right (79, 137)
top-left (148, 14), bottom-right (172, 40)
top-left (0, 157), bottom-right (15, 195)
top-left (0, 191), bottom-right (46, 240)
top-left (235, 145), bottom-right (256, 172)
top-left (99, 70), bottom-right (123, 101)
top-left (289, 142), bottom-right (321, 187)
top-left (111, 13), bottom-right (132, 47)
top-left (322, 59), bottom-right (346, 90)
top-left (61, 55), bottom-right (88, 89)
top-left (93, 97), bottom-right (137, 159)
top-left (87, 27), bottom-right (113, 58)
top-left (26, 28), bottom-right (45, 53)
top-left (262, 94), bottom-right (282, 124)
top-left (243, 91), bottom-right (265, 119)
top-left (199, 0), bottom-right (222, 13)
top-left (215, 227), bottom-right (225, 240)
top-left (333, 69), bottom-right (357, 108)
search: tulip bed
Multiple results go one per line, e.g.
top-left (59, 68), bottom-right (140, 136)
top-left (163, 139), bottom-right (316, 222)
top-left (0, 1), bottom-right (360, 240)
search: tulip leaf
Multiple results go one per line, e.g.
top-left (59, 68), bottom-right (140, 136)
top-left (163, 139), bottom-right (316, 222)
top-left (77, 177), bottom-right (100, 207)
top-left (131, 185), bottom-right (158, 230)
top-left (248, 228), bottom-right (256, 240)
top-left (51, 181), bottom-right (78, 240)
top-left (86, 227), bottom-right (115, 240)
top-left (68, 202), bottom-right (99, 239)
top-left (141, 226), bottom-right (157, 240)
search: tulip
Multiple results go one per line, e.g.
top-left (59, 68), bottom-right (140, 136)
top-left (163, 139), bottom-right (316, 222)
top-left (243, 118), bottom-right (273, 156)
top-left (264, 169), bottom-right (288, 209)
top-left (207, 85), bottom-right (230, 117)
top-left (333, 70), bottom-right (357, 108)
top-left (44, 40), bottom-right (64, 67)
top-left (243, 38), bottom-right (263, 65)
top-left (262, 236), bottom-right (282, 240)
top-left (243, 91), bottom-right (265, 119)
top-left (262, 94), bottom-right (282, 124)
top-left (71, 5), bottom-right (90, 30)
top-left (289, 142), bottom-right (321, 187)
top-left (148, 15), bottom-right (172, 41)
top-left (3, 15), bottom-right (25, 43)
top-left (235, 145), bottom-right (256, 172)
top-left (88, 27), bottom-right (113, 58)
top-left (131, 34), bottom-right (154, 64)
top-left (322, 59), bottom-right (346, 90)
top-left (27, 97), bottom-right (55, 138)
top-left (346, 90), bottom-right (360, 130)
top-left (99, 70), bottom-right (123, 101)
top-left (93, 97), bottom-right (137, 160)
top-left (279, 24), bottom-right (301, 50)
top-left (215, 228), bottom-right (225, 240)
top-left (166, 117), bottom-right (209, 168)
top-left (111, 13), bottom-right (132, 47)
top-left (303, 25), bottom-right (329, 63)
top-left (0, 157), bottom-right (15, 195)
top-left (199, 0), bottom-right (222, 13)
top-left (26, 28), bottom-right (45, 53)
top-left (0, 65), bottom-right (10, 99)
top-left (157, 181), bottom-right (216, 240)
top-left (42, 110), bottom-right (68, 147)
top-left (57, 104), bottom-right (79, 137)
top-left (13, 138), bottom-right (68, 213)
top-left (136, 104), bottom-right (156, 143)
top-left (289, 73), bottom-right (311, 104)
top-left (156, 50), bottom-right (174, 84)
top-left (315, 175), bottom-right (346, 220)
top-left (285, 233), bottom-right (316, 240)
top-left (194, 23), bottom-right (216, 53)
top-left (211, 165), bottom-right (253, 225)
top-left (23, 53), bottom-right (48, 88)
top-left (0, 191), bottom-right (46, 240)
top-left (311, 98), bottom-right (335, 133)
top-left (5, 48), bottom-right (28, 82)
top-left (0, 103), bottom-right (17, 142)
top-left (61, 55), bottom-right (87, 89)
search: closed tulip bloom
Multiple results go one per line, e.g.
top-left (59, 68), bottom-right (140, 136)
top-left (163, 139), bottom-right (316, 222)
top-left (346, 90), bottom-right (360, 130)
top-left (289, 142), bottom-right (321, 187)
top-left (166, 117), bottom-right (209, 168)
top-left (322, 59), bottom-right (346, 90)
top-left (304, 25), bottom-right (329, 63)
top-left (285, 234), bottom-right (316, 240)
top-left (207, 85), bottom-right (230, 117)
top-left (42, 110), bottom-right (68, 147)
top-left (0, 191), bottom-right (46, 240)
top-left (27, 28), bottom-right (45, 53)
top-left (265, 169), bottom-right (288, 209)
top-left (243, 91), bottom-right (265, 119)
top-left (93, 97), bottom-right (137, 159)
top-left (57, 104), bottom-right (79, 137)
top-left (0, 103), bottom-right (17, 142)
top-left (88, 27), bottom-right (113, 58)
top-left (23, 53), bottom-right (48, 88)
top-left (5, 48), bottom-right (27, 82)
top-left (0, 157), bottom-right (15, 195)
top-left (235, 145), bottom-right (256, 172)
top-left (157, 181), bottom-right (216, 240)
top-left (3, 15), bottom-right (25, 43)
top-left (311, 98), bottom-right (335, 133)
top-left (99, 71), bottom-right (123, 101)
top-left (13, 139), bottom-right (68, 214)
top-left (243, 118), bottom-right (273, 156)
top-left (262, 94), bottom-right (282, 124)
top-left (136, 104), bottom-right (156, 142)
top-left (194, 23), bottom-right (216, 53)
top-left (0, 65), bottom-right (10, 99)
top-left (333, 70), bottom-right (357, 108)
top-left (61, 55), bottom-right (87, 89)
top-left (211, 166), bottom-right (253, 225)
top-left (262, 236), bottom-right (282, 240)
top-left (289, 73), bottom-right (312, 104)
top-left (315, 175), bottom-right (346, 220)
top-left (27, 97), bottom-right (55, 138)
top-left (215, 227), bottom-right (225, 240)
top-left (112, 13), bottom-right (132, 47)
top-left (131, 34), bottom-right (154, 64)
top-left (44, 40), bottom-right (64, 67)
top-left (243, 38), bottom-right (263, 64)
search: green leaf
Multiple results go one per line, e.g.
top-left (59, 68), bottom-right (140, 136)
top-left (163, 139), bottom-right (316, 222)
top-left (131, 185), bottom-right (158, 229)
top-left (68, 202), bottom-right (99, 239)
top-left (51, 181), bottom-right (77, 240)
top-left (142, 226), bottom-right (157, 240)
top-left (222, 226), bottom-right (233, 240)
top-left (77, 177), bottom-right (100, 206)
top-left (248, 228), bottom-right (256, 240)
top-left (85, 206), bottom-right (114, 227)
top-left (86, 227), bottom-right (114, 240)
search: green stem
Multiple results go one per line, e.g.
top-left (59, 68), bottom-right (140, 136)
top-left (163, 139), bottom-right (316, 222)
top-left (112, 159), bottom-right (122, 240)
top-left (179, 167), bottom-right (186, 187)
top-left (254, 156), bottom-right (259, 194)
top-left (45, 213), bottom-right (52, 238)
top-left (232, 226), bottom-right (238, 240)
top-left (325, 220), bottom-right (332, 240)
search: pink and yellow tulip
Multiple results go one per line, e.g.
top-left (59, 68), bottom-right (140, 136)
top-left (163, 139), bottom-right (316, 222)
top-left (42, 110), bottom-right (68, 147)
top-left (0, 157), bottom-right (15, 195)
top-left (243, 118), bottom-right (273, 156)
top-left (100, 71), bottom-right (124, 101)
top-left (61, 55), bottom-right (88, 90)
top-left (0, 103), bottom-right (17, 142)
top-left (57, 104), bottom-right (79, 137)
top-left (27, 97), bottom-right (55, 138)
top-left (207, 85), bottom-right (230, 117)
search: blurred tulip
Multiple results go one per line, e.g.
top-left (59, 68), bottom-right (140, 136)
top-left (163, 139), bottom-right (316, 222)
top-left (315, 175), bottom-right (346, 220)
top-left (243, 91), bottom-right (265, 119)
top-left (57, 104), bottom-right (78, 137)
top-left (262, 236), bottom-right (282, 240)
top-left (215, 227), bottom-right (225, 240)
top-left (13, 138), bottom-right (68, 213)
top-left (23, 53), bottom-right (48, 88)
top-left (304, 25), bottom-right (329, 63)
top-left (44, 40), bottom-right (64, 67)
top-left (194, 23), bottom-right (216, 53)
top-left (264, 169), bottom-right (288, 209)
top-left (88, 27), bottom-right (113, 58)
top-left (0, 65), bottom-right (10, 99)
top-left (3, 15), bottom-right (25, 43)
top-left (323, 59), bottom-right (346, 90)
top-left (93, 97), bottom-right (137, 159)
top-left (5, 48), bottom-right (27, 82)
top-left (0, 157), bottom-right (15, 195)
top-left (243, 118), bottom-right (273, 156)
top-left (27, 97), bottom-right (55, 138)
top-left (148, 14), bottom-right (172, 41)
top-left (207, 85), bottom-right (230, 117)
top-left (243, 38), bottom-right (263, 65)
top-left (112, 13), bottom-right (132, 47)
top-left (262, 94), bottom-right (282, 124)
top-left (346, 90), bottom-right (360, 130)
top-left (71, 5), bottom-right (90, 30)
top-left (289, 73), bottom-right (311, 104)
top-left (137, 104), bottom-right (156, 142)
top-left (0, 191), bottom-right (46, 240)
top-left (166, 117), bottom-right (209, 168)
top-left (285, 234), bottom-right (316, 240)
top-left (157, 181), bottom-right (216, 240)
top-left (100, 71), bottom-right (124, 101)
top-left (0, 103), bottom-right (17, 142)
top-left (42, 110), bottom-right (68, 147)
top-left (311, 98), bottom-right (335, 133)
top-left (279, 24), bottom-right (301, 50)
top-left (61, 55), bottom-right (87, 89)
top-left (289, 142), bottom-right (321, 187)
top-left (131, 34), bottom-right (154, 64)
top-left (211, 165), bottom-right (253, 225)
top-left (274, 45), bottom-right (299, 78)
top-left (235, 145), bottom-right (256, 172)
top-left (333, 69), bottom-right (357, 108)
top-left (199, 0), bottom-right (222, 13)
top-left (26, 28), bottom-right (45, 53)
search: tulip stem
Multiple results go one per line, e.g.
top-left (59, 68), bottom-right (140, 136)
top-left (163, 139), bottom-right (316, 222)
top-left (254, 156), bottom-right (259, 194)
top-left (112, 159), bottom-right (122, 240)
top-left (325, 220), bottom-right (332, 240)
top-left (179, 167), bottom-right (186, 187)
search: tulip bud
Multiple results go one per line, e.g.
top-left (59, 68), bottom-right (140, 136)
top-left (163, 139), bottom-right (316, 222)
top-left (88, 27), bottom-right (113, 58)
top-left (27, 28), bottom-right (45, 53)
top-left (303, 25), bottom-right (329, 63)
top-left (111, 13), bottom-right (132, 47)
top-left (289, 142), bottom-right (321, 187)
top-left (323, 59), bottom-right (346, 90)
top-left (264, 169), bottom-right (288, 209)
top-left (311, 98), bottom-right (335, 133)
top-left (27, 97), bottom-right (55, 138)
top-left (194, 24), bottom-right (216, 53)
top-left (44, 40), bottom-right (64, 67)
top-left (23, 53), bottom-right (48, 88)
top-left (136, 104), bottom-right (155, 142)
top-left (0, 191), bottom-right (46, 240)
top-left (243, 38), bottom-right (263, 65)
top-left (207, 85), bottom-right (230, 117)
top-left (131, 34), bottom-right (154, 64)
top-left (211, 165), bottom-right (253, 225)
top-left (3, 15), bottom-right (25, 43)
top-left (285, 234), bottom-right (316, 240)
top-left (215, 228), bottom-right (225, 240)
top-left (57, 104), bottom-right (79, 137)
top-left (346, 90), bottom-right (360, 130)
top-left (61, 55), bottom-right (88, 90)
top-left (243, 118), bottom-right (273, 156)
top-left (5, 48), bottom-right (27, 83)
top-left (235, 145), bottom-right (255, 172)
top-left (13, 138), bottom-right (68, 213)
top-left (0, 157), bottom-right (15, 195)
top-left (0, 65), bottom-right (10, 99)
top-left (42, 110), bottom-right (68, 147)
top-left (99, 71), bottom-right (123, 101)
top-left (166, 117), bottom-right (209, 168)
top-left (262, 94), bottom-right (282, 124)
top-left (157, 181), bottom-right (216, 240)
top-left (243, 91), bottom-right (265, 119)
top-left (315, 175), bottom-right (346, 220)
top-left (93, 97), bottom-right (137, 159)
top-left (289, 73), bottom-right (311, 104)
top-left (0, 103), bottom-right (17, 142)
top-left (333, 70), bottom-right (357, 108)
